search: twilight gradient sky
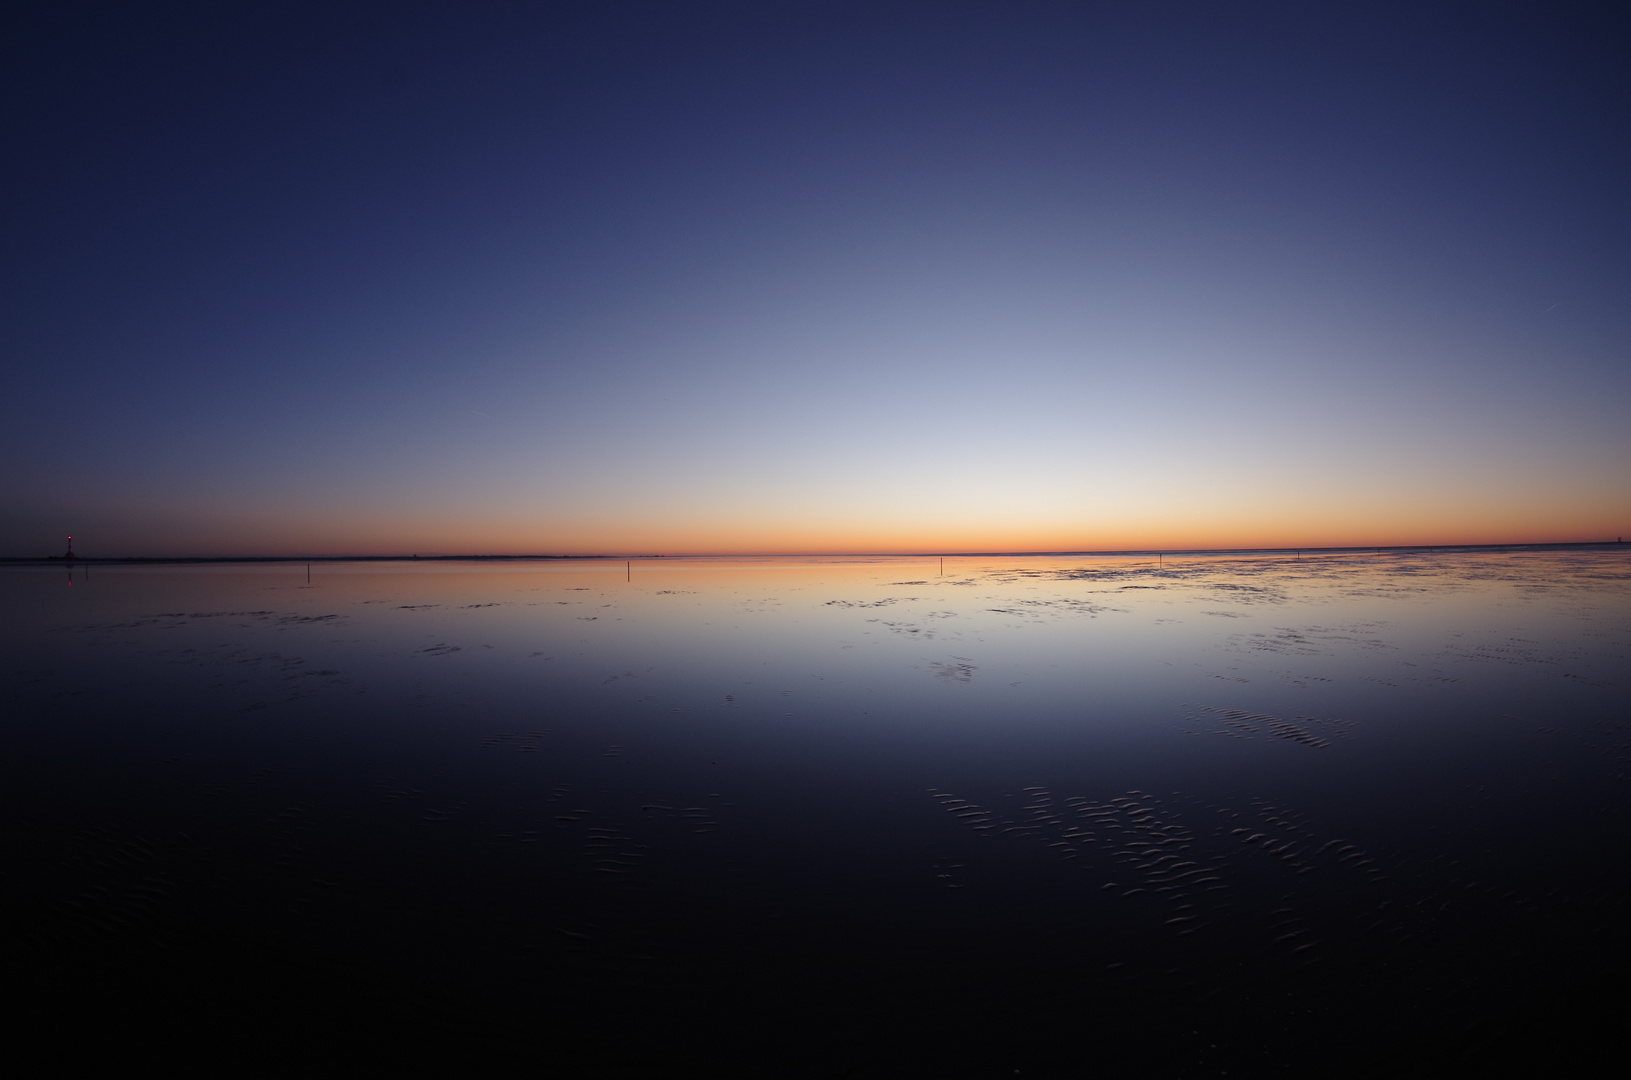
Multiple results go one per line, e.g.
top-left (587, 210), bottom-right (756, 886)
top-left (5, 1), bottom-right (1629, 556)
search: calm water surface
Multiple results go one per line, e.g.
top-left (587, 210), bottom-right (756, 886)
top-left (5, 550), bottom-right (1629, 1074)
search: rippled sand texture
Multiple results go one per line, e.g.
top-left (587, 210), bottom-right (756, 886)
top-left (4, 549), bottom-right (1629, 1075)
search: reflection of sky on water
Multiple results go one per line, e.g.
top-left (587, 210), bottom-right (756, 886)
top-left (6, 550), bottom-right (1629, 1072)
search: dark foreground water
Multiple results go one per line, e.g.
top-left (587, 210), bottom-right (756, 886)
top-left (5, 549), bottom-right (1629, 1075)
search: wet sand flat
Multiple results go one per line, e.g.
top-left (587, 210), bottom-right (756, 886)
top-left (3, 549), bottom-right (1629, 1075)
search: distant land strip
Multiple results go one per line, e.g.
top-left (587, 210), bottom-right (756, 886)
top-left (4, 540), bottom-right (1626, 565)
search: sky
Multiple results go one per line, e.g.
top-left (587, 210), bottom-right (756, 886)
top-left (4, 0), bottom-right (1629, 557)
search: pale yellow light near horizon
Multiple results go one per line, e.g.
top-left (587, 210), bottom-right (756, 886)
top-left (86, 489), bottom-right (1624, 558)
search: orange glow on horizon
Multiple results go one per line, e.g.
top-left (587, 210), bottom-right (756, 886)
top-left (40, 467), bottom-right (1626, 559)
top-left (71, 511), bottom-right (1626, 559)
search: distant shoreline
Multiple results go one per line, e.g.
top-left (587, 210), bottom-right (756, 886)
top-left (4, 540), bottom-right (1625, 566)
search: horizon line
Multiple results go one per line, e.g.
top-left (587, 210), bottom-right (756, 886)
top-left (8, 538), bottom-right (1627, 565)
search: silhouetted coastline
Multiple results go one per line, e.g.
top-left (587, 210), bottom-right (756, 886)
top-left (9, 540), bottom-right (1626, 566)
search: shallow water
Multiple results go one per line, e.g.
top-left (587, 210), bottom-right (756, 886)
top-left (5, 550), bottom-right (1630, 1074)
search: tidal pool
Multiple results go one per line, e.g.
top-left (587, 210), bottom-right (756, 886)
top-left (5, 549), bottom-right (1628, 1074)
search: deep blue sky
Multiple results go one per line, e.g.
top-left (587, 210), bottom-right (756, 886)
top-left (5, 1), bottom-right (1628, 555)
